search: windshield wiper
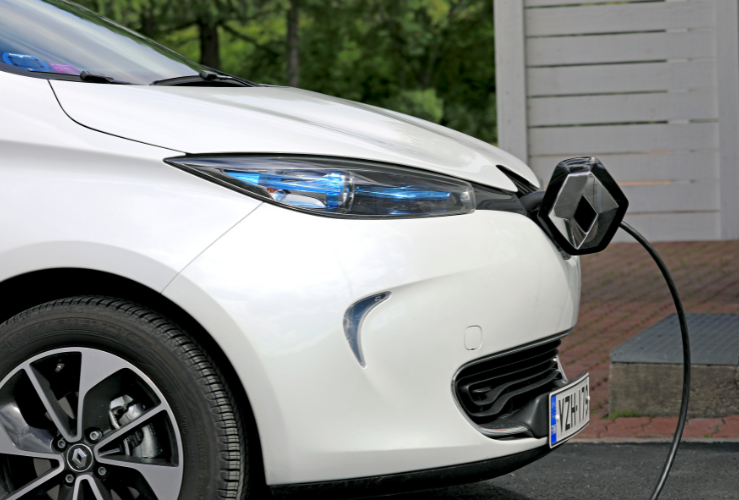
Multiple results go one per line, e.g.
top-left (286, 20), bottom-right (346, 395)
top-left (151, 70), bottom-right (257, 87)
top-left (79, 71), bottom-right (132, 84)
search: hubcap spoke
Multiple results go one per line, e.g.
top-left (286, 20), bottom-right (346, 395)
top-left (75, 476), bottom-right (113, 500)
top-left (93, 458), bottom-right (180, 500)
top-left (0, 401), bottom-right (57, 457)
top-left (56, 483), bottom-right (76, 500)
top-left (77, 350), bottom-right (132, 437)
top-left (94, 403), bottom-right (166, 452)
top-left (106, 481), bottom-right (137, 500)
top-left (0, 464), bottom-right (63, 500)
top-left (25, 366), bottom-right (76, 441)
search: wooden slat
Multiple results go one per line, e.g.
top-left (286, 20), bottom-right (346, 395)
top-left (528, 123), bottom-right (718, 156)
top-left (528, 151), bottom-right (720, 185)
top-left (613, 211), bottom-right (720, 242)
top-left (528, 90), bottom-right (717, 126)
top-left (494, 0), bottom-right (529, 163)
top-left (528, 60), bottom-right (715, 96)
top-left (526, 0), bottom-right (653, 6)
top-left (526, 1), bottom-right (715, 37)
top-left (527, 30), bottom-right (715, 67)
top-left (715, 0), bottom-right (739, 238)
top-left (620, 181), bottom-right (719, 213)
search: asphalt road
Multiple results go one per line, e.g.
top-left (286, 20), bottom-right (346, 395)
top-left (389, 443), bottom-right (739, 500)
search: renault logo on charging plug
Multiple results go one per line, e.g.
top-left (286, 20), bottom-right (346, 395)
top-left (537, 156), bottom-right (629, 255)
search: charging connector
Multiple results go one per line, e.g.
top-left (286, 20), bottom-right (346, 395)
top-left (521, 155), bottom-right (691, 498)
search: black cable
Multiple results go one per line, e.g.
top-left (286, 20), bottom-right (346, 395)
top-left (618, 221), bottom-right (691, 500)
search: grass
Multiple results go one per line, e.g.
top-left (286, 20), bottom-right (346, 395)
top-left (606, 411), bottom-right (645, 420)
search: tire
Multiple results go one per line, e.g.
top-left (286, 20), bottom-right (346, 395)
top-left (0, 296), bottom-right (249, 500)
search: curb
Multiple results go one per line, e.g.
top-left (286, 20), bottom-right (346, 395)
top-left (570, 437), bottom-right (739, 444)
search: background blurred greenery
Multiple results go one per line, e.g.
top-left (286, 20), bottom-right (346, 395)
top-left (77, 0), bottom-right (496, 144)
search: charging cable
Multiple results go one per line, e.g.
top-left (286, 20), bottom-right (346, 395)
top-left (619, 222), bottom-right (691, 500)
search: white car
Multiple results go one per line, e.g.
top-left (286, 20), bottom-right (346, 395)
top-left (0, 1), bottom-right (599, 499)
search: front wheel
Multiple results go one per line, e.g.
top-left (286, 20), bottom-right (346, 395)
top-left (0, 297), bottom-right (249, 500)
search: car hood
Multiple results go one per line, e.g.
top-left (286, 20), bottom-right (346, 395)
top-left (50, 81), bottom-right (538, 191)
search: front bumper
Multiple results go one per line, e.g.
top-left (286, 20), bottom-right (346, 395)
top-left (271, 445), bottom-right (552, 499)
top-left (163, 203), bottom-right (580, 485)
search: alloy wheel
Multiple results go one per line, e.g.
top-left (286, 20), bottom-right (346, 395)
top-left (0, 347), bottom-right (183, 500)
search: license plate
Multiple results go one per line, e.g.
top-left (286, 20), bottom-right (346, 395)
top-left (549, 373), bottom-right (590, 447)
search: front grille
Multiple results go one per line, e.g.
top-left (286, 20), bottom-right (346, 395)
top-left (454, 338), bottom-right (567, 436)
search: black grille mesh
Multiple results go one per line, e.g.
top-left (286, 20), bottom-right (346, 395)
top-left (455, 339), bottom-right (565, 430)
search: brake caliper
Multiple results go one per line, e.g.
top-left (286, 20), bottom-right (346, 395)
top-left (109, 395), bottom-right (163, 458)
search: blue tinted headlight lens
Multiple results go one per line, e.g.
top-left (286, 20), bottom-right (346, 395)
top-left (225, 170), bottom-right (352, 209)
top-left (166, 156), bottom-right (476, 218)
top-left (355, 185), bottom-right (451, 201)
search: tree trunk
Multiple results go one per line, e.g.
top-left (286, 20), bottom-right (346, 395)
top-left (199, 21), bottom-right (221, 70)
top-left (140, 5), bottom-right (156, 38)
top-left (287, 0), bottom-right (300, 87)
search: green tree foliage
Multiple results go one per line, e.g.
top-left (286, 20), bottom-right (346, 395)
top-left (75, 0), bottom-right (496, 143)
top-left (80, 0), bottom-right (251, 68)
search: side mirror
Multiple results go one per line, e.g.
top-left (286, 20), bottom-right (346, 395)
top-left (537, 157), bottom-right (628, 255)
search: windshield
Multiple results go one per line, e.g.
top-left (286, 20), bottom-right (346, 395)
top-left (0, 0), bottom-right (207, 84)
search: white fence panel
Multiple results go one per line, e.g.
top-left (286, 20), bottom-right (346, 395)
top-left (620, 181), bottom-right (719, 213)
top-left (529, 123), bottom-right (718, 156)
top-left (526, 0), bottom-right (657, 6)
top-left (528, 60), bottom-right (715, 96)
top-left (528, 151), bottom-right (719, 184)
top-left (527, 30), bottom-right (715, 66)
top-left (526, 1), bottom-right (716, 37)
top-left (616, 212), bottom-right (720, 242)
top-left (529, 90), bottom-right (717, 126)
top-left (495, 0), bottom-right (739, 241)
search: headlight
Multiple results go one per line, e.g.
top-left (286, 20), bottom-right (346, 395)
top-left (166, 155), bottom-right (477, 218)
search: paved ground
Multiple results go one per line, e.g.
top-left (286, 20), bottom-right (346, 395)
top-left (390, 442), bottom-right (739, 500)
top-left (558, 241), bottom-right (739, 439)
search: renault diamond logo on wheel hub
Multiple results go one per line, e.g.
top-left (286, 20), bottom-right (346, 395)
top-left (68, 444), bottom-right (93, 472)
